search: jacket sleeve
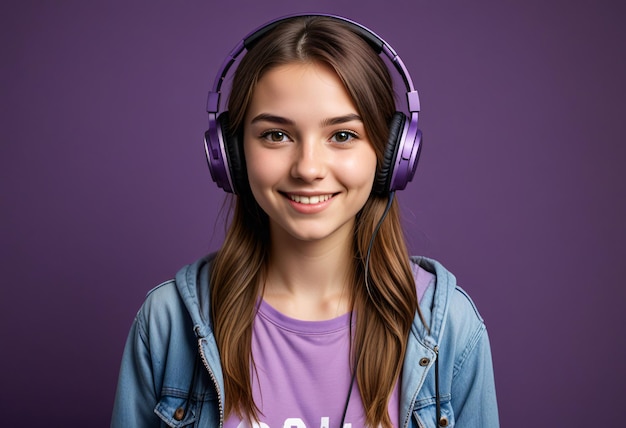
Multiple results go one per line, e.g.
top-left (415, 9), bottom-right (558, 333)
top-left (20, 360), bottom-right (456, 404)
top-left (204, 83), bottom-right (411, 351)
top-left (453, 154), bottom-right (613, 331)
top-left (450, 325), bottom-right (499, 427)
top-left (111, 312), bottom-right (161, 427)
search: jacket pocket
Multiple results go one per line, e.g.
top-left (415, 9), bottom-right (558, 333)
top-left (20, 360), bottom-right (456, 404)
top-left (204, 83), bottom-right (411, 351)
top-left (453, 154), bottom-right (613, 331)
top-left (154, 388), bottom-right (219, 427)
top-left (413, 397), bottom-right (455, 428)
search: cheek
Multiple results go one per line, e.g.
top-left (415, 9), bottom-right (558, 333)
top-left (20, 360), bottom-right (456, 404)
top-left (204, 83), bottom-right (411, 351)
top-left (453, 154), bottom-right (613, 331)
top-left (245, 159), bottom-right (267, 193)
top-left (244, 156), bottom-right (275, 214)
top-left (244, 145), bottom-right (282, 192)
top-left (338, 149), bottom-right (378, 189)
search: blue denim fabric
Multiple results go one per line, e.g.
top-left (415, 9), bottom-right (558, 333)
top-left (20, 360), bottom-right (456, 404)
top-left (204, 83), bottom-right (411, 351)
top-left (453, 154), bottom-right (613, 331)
top-left (111, 255), bottom-right (499, 427)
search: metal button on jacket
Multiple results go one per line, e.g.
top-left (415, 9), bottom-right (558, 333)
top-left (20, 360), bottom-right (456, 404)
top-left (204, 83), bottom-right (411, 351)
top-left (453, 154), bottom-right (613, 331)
top-left (174, 407), bottom-right (185, 421)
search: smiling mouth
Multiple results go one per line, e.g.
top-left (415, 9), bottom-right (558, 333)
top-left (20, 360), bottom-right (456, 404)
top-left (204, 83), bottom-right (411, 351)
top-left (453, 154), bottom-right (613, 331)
top-left (287, 194), bottom-right (334, 205)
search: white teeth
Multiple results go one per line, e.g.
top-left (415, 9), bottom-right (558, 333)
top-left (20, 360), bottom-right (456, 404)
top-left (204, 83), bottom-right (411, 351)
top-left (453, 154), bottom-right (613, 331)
top-left (289, 194), bottom-right (332, 204)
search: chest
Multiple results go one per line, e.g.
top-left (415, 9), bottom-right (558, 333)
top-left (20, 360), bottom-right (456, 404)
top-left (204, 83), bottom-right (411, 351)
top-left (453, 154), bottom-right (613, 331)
top-left (223, 301), bottom-right (400, 428)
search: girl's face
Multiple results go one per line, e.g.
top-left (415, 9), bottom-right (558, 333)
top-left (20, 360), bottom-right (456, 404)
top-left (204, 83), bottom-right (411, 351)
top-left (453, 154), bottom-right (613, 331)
top-left (243, 62), bottom-right (377, 246)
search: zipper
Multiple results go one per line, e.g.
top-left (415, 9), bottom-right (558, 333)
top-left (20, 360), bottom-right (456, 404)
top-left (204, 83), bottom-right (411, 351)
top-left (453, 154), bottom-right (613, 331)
top-left (402, 386), bottom-right (419, 428)
top-left (434, 346), bottom-right (440, 427)
top-left (197, 337), bottom-right (224, 428)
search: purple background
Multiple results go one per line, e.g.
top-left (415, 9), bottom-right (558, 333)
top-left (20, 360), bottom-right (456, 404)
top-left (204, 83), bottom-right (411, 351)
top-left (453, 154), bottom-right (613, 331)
top-left (1, 1), bottom-right (625, 426)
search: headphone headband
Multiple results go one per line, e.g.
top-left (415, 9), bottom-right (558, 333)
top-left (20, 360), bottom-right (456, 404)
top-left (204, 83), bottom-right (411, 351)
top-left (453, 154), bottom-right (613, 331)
top-left (207, 14), bottom-right (420, 114)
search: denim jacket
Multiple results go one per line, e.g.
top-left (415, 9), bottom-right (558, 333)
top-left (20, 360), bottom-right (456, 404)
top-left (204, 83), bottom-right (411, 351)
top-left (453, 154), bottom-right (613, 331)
top-left (111, 255), bottom-right (499, 427)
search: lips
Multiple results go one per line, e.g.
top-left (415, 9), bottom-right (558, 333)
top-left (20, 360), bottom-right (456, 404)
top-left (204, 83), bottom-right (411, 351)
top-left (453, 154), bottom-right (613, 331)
top-left (288, 194), bottom-right (333, 205)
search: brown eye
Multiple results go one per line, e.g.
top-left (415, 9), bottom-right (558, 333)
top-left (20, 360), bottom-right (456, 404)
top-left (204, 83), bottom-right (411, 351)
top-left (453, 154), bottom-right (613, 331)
top-left (331, 131), bottom-right (357, 144)
top-left (261, 130), bottom-right (289, 142)
top-left (270, 131), bottom-right (285, 142)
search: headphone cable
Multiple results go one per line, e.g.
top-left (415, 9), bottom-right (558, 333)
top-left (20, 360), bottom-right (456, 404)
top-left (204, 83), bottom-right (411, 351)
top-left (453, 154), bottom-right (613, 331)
top-left (339, 191), bottom-right (395, 427)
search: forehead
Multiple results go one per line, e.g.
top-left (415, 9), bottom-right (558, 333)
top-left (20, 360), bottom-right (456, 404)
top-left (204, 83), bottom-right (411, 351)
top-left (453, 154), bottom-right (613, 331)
top-left (247, 62), bottom-right (358, 117)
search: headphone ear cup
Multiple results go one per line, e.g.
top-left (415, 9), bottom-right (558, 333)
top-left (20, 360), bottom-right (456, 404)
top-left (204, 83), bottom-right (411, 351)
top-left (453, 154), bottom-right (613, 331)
top-left (373, 112), bottom-right (406, 195)
top-left (218, 112), bottom-right (247, 194)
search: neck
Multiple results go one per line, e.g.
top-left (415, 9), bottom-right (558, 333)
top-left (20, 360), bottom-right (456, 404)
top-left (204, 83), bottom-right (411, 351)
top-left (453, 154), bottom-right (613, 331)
top-left (263, 226), bottom-right (355, 320)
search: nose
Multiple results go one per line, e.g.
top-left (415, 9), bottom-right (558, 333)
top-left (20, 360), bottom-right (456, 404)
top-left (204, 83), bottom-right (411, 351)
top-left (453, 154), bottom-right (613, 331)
top-left (290, 138), bottom-right (327, 183)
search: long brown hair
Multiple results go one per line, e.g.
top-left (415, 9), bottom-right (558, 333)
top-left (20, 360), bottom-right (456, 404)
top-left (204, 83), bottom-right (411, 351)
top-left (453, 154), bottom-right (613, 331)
top-left (210, 16), bottom-right (419, 428)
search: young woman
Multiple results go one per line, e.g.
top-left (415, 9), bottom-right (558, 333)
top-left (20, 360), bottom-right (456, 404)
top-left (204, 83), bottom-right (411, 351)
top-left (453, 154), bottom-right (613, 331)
top-left (111, 15), bottom-right (499, 428)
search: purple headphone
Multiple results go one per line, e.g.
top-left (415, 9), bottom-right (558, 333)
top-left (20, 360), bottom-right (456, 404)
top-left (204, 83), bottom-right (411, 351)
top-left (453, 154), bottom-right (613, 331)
top-left (204, 13), bottom-right (422, 195)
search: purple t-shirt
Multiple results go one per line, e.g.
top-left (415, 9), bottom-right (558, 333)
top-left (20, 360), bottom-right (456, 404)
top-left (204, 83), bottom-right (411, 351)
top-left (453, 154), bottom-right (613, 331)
top-left (224, 265), bottom-right (434, 428)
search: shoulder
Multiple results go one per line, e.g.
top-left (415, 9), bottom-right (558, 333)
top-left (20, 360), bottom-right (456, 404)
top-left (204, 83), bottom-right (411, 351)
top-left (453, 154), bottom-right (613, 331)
top-left (132, 280), bottom-right (189, 347)
top-left (138, 253), bottom-right (214, 324)
top-left (139, 280), bottom-right (185, 321)
top-left (444, 285), bottom-right (487, 373)
top-left (134, 253), bottom-right (215, 344)
top-left (410, 256), bottom-right (487, 349)
top-left (410, 256), bottom-right (494, 379)
top-left (449, 285), bottom-right (484, 326)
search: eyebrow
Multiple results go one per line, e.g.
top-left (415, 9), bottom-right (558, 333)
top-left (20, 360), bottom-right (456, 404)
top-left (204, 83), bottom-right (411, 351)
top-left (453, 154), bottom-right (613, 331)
top-left (320, 113), bottom-right (363, 127)
top-left (249, 113), bottom-right (362, 127)
top-left (250, 113), bottom-right (295, 126)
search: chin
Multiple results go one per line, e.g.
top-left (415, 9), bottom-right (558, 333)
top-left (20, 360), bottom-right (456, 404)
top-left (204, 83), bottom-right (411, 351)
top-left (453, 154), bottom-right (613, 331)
top-left (274, 221), bottom-right (354, 246)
